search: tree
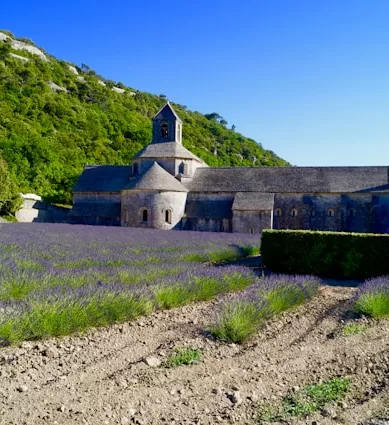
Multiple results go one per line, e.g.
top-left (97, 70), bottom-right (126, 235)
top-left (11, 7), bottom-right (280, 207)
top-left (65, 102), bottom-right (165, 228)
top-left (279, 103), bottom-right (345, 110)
top-left (0, 39), bottom-right (12, 61)
top-left (205, 112), bottom-right (223, 122)
top-left (0, 156), bottom-right (21, 216)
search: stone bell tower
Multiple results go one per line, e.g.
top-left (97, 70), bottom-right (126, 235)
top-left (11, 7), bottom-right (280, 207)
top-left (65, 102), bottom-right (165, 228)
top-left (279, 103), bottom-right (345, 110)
top-left (152, 102), bottom-right (182, 145)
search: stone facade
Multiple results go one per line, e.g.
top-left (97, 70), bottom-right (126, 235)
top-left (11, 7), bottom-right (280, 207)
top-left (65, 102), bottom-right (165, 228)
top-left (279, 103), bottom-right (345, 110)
top-left (72, 103), bottom-right (389, 234)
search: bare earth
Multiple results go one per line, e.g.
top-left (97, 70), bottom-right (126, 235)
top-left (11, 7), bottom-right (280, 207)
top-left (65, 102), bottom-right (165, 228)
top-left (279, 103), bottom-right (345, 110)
top-left (1, 284), bottom-right (388, 425)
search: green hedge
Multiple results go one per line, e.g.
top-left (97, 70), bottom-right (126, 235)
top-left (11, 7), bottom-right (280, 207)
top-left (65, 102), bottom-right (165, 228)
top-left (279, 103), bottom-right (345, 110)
top-left (261, 230), bottom-right (389, 279)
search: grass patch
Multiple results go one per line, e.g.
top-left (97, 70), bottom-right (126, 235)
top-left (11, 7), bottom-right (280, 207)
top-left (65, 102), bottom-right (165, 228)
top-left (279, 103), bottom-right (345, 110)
top-left (258, 377), bottom-right (350, 421)
top-left (163, 347), bottom-right (201, 368)
top-left (342, 322), bottom-right (369, 336)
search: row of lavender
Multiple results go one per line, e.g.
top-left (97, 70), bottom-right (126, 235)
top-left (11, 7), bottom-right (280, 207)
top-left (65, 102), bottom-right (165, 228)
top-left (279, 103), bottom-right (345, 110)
top-left (0, 223), bottom-right (261, 343)
top-left (0, 224), bottom-right (387, 344)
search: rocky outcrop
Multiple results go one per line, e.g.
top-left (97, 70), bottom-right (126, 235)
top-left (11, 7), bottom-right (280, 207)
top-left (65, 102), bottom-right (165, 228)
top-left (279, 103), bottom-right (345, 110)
top-left (0, 31), bottom-right (48, 61)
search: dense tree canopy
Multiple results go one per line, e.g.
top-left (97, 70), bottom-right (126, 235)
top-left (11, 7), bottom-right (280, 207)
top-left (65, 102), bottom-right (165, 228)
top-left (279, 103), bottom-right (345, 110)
top-left (0, 32), bottom-right (289, 205)
top-left (0, 155), bottom-right (22, 215)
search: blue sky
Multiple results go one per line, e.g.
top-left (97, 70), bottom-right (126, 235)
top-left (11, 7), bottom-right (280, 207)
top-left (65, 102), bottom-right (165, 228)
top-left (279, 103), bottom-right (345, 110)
top-left (2, 1), bottom-right (389, 165)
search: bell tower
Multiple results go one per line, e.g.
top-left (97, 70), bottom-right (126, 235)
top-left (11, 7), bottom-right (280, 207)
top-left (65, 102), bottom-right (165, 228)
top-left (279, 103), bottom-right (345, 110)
top-left (152, 102), bottom-right (182, 144)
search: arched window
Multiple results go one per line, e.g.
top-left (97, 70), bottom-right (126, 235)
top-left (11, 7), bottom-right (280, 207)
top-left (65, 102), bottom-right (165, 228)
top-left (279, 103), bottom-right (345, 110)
top-left (328, 208), bottom-right (335, 217)
top-left (165, 209), bottom-right (172, 224)
top-left (178, 162), bottom-right (185, 174)
top-left (310, 209), bottom-right (315, 217)
top-left (250, 228), bottom-right (254, 234)
top-left (275, 208), bottom-right (282, 217)
top-left (177, 124), bottom-right (181, 141)
top-left (291, 208), bottom-right (298, 217)
top-left (178, 162), bottom-right (188, 175)
top-left (161, 123), bottom-right (168, 138)
top-left (142, 209), bottom-right (148, 222)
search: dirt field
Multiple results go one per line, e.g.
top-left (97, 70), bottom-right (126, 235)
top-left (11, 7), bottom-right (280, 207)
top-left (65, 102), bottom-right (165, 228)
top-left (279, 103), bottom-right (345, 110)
top-left (0, 283), bottom-right (388, 425)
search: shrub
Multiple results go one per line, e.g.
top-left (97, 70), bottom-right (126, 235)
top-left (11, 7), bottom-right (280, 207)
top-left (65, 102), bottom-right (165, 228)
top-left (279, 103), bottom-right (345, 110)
top-left (260, 275), bottom-right (319, 314)
top-left (353, 276), bottom-right (389, 318)
top-left (210, 300), bottom-right (270, 343)
top-left (210, 275), bottom-right (320, 343)
top-left (261, 230), bottom-right (389, 279)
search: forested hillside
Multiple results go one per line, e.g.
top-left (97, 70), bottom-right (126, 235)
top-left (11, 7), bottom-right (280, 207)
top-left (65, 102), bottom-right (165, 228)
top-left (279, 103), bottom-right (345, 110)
top-left (0, 30), bottom-right (289, 205)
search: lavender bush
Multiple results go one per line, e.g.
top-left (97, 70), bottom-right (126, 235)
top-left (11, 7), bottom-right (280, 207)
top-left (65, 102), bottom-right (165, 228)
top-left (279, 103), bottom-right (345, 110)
top-left (353, 276), bottom-right (389, 318)
top-left (0, 223), bottom-right (260, 343)
top-left (210, 275), bottom-right (320, 343)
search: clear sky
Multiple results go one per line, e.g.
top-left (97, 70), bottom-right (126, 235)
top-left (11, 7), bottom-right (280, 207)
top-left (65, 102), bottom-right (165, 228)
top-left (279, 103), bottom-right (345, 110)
top-left (2, 1), bottom-right (389, 166)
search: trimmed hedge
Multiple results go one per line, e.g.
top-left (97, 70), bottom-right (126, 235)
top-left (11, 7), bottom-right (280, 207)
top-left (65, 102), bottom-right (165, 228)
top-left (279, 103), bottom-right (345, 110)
top-left (261, 230), bottom-right (389, 279)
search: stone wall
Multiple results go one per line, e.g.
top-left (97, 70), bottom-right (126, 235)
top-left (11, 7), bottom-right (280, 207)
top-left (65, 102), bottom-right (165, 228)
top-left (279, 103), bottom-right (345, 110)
top-left (71, 216), bottom-right (120, 226)
top-left (121, 190), bottom-right (187, 230)
top-left (16, 201), bottom-right (70, 223)
top-left (272, 193), bottom-right (373, 232)
top-left (73, 192), bottom-right (121, 203)
top-left (232, 210), bottom-right (273, 234)
top-left (182, 218), bottom-right (232, 232)
top-left (372, 195), bottom-right (389, 234)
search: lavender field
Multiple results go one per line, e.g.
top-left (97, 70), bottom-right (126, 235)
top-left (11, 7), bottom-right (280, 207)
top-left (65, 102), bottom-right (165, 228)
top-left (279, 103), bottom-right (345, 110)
top-left (0, 223), bottom-right (261, 343)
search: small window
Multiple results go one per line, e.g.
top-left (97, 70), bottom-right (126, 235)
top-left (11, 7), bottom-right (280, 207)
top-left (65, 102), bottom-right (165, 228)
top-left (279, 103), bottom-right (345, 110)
top-left (328, 208), bottom-right (335, 217)
top-left (348, 208), bottom-right (356, 217)
top-left (123, 207), bottom-right (129, 223)
top-left (310, 210), bottom-right (315, 217)
top-left (161, 123), bottom-right (168, 138)
top-left (291, 208), bottom-right (298, 217)
top-left (249, 228), bottom-right (254, 234)
top-left (275, 208), bottom-right (282, 217)
top-left (177, 124), bottom-right (181, 141)
top-left (165, 209), bottom-right (172, 224)
top-left (142, 209), bottom-right (148, 222)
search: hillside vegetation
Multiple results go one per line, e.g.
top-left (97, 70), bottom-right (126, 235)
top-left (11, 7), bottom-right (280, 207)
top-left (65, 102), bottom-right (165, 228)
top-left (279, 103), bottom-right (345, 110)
top-left (0, 30), bottom-right (288, 205)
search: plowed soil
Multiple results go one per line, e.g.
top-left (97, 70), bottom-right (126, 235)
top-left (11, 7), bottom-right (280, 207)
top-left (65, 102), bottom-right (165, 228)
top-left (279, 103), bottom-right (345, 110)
top-left (0, 283), bottom-right (388, 425)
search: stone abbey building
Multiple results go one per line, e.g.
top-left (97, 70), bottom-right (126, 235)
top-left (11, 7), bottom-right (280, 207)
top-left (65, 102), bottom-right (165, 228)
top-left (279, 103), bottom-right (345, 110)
top-left (71, 103), bottom-right (389, 233)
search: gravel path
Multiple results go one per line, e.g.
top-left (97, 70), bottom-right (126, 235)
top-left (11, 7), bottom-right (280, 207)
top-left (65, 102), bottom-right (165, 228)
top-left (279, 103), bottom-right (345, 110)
top-left (0, 284), bottom-right (388, 425)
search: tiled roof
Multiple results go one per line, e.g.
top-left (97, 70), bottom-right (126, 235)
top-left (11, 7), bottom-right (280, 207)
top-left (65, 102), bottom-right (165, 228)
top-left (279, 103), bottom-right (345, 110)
top-left (123, 162), bottom-right (189, 192)
top-left (135, 141), bottom-right (204, 162)
top-left (153, 102), bottom-right (182, 123)
top-left (187, 166), bottom-right (389, 193)
top-left (73, 165), bottom-right (132, 192)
